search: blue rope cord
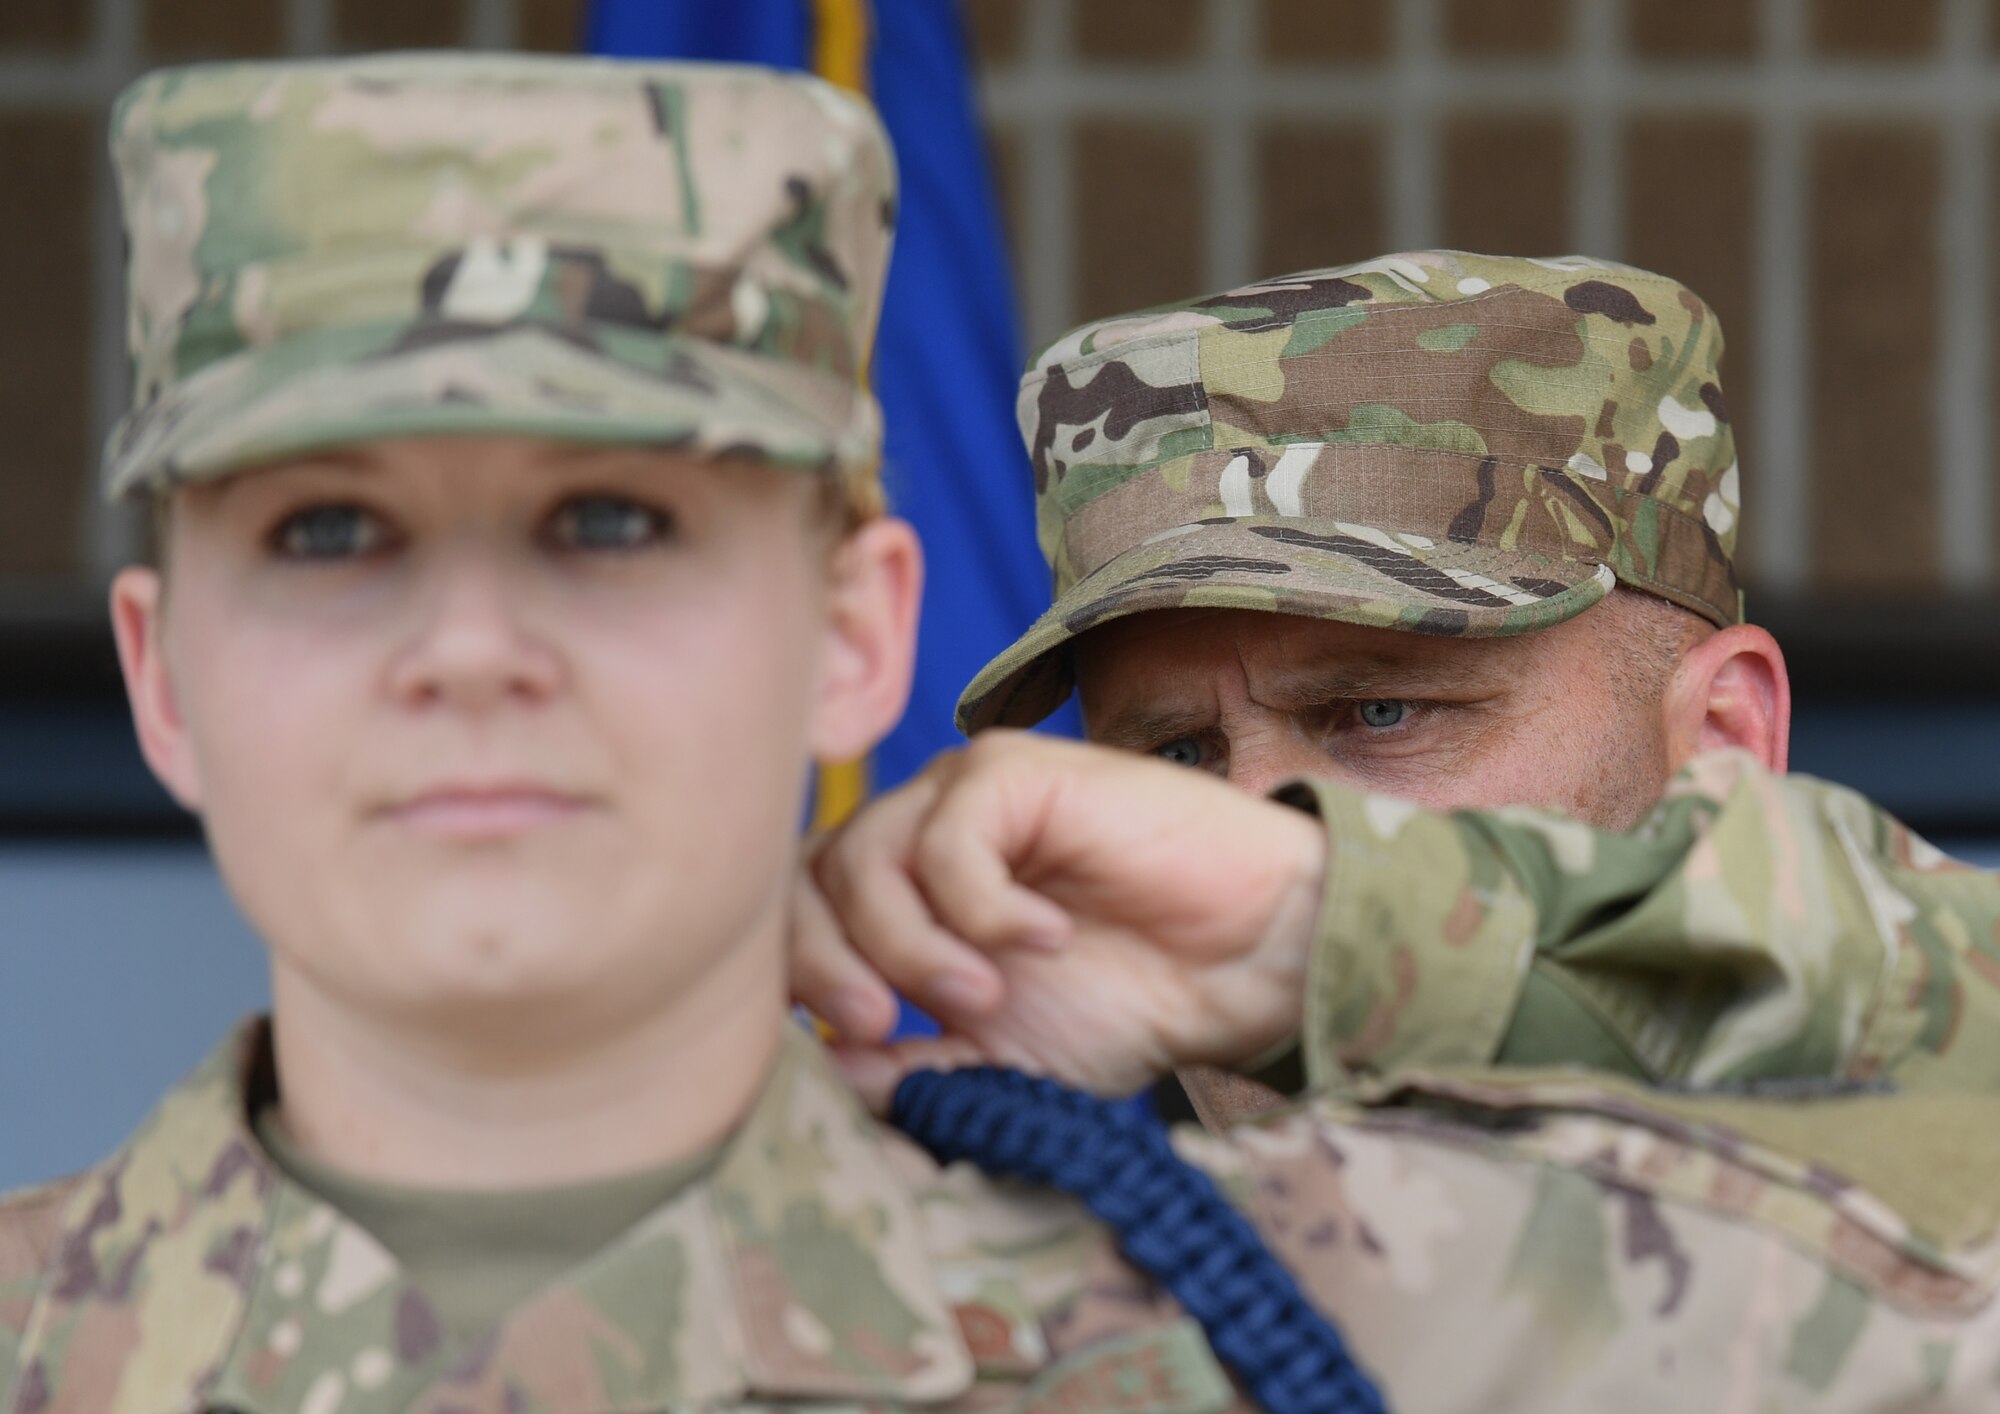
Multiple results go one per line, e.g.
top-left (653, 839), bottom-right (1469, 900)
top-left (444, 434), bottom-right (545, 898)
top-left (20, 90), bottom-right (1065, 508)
top-left (892, 1067), bottom-right (1389, 1414)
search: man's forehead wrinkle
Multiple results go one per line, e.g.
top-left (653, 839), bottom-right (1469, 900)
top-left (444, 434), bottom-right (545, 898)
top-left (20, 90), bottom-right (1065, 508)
top-left (1260, 663), bottom-right (1468, 706)
top-left (1076, 611), bottom-right (1239, 701)
top-left (1077, 635), bottom-right (1232, 747)
top-left (1244, 632), bottom-right (1523, 706)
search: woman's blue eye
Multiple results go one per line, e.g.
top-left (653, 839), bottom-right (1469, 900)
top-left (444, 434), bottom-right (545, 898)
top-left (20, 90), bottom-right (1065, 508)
top-left (1356, 700), bottom-right (1411, 730)
top-left (1154, 737), bottom-right (1205, 769)
top-left (273, 505), bottom-right (386, 560)
top-left (550, 496), bottom-right (670, 551)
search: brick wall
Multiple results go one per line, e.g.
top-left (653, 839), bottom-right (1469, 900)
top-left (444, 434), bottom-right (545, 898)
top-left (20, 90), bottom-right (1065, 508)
top-left (0, 0), bottom-right (588, 584)
top-left (1, 0), bottom-right (1995, 608)
top-left (970, 0), bottom-right (2000, 600)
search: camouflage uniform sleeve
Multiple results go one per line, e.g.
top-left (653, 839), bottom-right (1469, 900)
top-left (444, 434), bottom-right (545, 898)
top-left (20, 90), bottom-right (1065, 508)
top-left (1173, 1075), bottom-right (2000, 1411)
top-left (1290, 748), bottom-right (2000, 1092)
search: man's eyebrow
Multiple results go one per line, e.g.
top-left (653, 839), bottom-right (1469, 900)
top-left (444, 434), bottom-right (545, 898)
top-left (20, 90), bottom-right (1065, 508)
top-left (1089, 704), bottom-right (1216, 750)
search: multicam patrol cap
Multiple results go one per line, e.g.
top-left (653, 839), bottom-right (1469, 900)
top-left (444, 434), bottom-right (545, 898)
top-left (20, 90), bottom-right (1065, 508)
top-left (958, 251), bottom-right (1745, 733)
top-left (104, 53), bottom-right (895, 501)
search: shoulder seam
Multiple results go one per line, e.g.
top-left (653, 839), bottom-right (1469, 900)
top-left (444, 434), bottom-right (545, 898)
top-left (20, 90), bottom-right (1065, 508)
top-left (0, 1173), bottom-right (87, 1216)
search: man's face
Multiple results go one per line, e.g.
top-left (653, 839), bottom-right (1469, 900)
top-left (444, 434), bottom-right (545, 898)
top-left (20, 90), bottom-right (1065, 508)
top-left (1076, 603), bottom-right (1678, 830)
top-left (118, 437), bottom-right (878, 1044)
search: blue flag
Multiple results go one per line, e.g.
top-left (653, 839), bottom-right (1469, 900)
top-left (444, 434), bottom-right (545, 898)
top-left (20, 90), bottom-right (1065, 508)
top-left (592, 0), bottom-right (1080, 1036)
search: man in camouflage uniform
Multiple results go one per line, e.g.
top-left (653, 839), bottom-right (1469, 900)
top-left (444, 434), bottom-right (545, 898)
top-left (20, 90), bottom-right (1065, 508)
top-left (780, 256), bottom-right (2000, 1402)
top-left (962, 252), bottom-right (1780, 834)
top-left (791, 254), bottom-right (1945, 1119)
top-left (4, 54), bottom-right (1999, 1414)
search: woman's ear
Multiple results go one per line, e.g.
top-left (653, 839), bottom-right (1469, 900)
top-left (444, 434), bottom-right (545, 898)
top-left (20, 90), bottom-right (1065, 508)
top-left (110, 566), bottom-right (205, 811)
top-left (808, 516), bottom-right (924, 763)
top-left (1663, 622), bottom-right (1792, 773)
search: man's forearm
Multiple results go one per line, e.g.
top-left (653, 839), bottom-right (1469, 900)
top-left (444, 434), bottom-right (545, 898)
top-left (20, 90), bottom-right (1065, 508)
top-left (1288, 749), bottom-right (2000, 1093)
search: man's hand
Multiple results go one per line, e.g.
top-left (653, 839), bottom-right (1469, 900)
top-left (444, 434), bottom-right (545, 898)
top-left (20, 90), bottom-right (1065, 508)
top-left (791, 731), bottom-right (1326, 1109)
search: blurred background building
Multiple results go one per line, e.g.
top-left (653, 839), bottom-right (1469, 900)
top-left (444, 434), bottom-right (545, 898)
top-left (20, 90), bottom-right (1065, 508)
top-left (3, 0), bottom-right (1997, 1186)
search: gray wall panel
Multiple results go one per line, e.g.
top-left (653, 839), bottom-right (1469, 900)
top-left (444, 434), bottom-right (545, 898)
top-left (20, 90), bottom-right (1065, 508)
top-left (0, 845), bottom-right (265, 1190)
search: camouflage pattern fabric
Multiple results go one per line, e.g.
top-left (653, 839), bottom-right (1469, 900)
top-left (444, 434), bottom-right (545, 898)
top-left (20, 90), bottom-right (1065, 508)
top-left (1297, 748), bottom-right (2000, 1095)
top-left (1182, 1073), bottom-right (2000, 1411)
top-left (6, 760), bottom-right (2000, 1412)
top-left (106, 54), bottom-right (896, 503)
top-left (959, 252), bottom-right (1744, 732)
top-left (0, 1027), bottom-right (1118, 1413)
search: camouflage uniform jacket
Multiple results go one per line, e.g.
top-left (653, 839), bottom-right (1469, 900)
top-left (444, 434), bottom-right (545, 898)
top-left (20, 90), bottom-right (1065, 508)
top-left (4, 755), bottom-right (1999, 1412)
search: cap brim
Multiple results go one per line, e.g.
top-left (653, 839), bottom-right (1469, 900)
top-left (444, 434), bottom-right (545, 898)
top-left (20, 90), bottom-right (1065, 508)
top-left (957, 516), bottom-right (1615, 732)
top-left (104, 323), bottom-right (871, 499)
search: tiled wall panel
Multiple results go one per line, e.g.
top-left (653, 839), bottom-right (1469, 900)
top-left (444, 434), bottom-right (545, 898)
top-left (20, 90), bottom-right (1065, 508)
top-left (145, 0), bottom-right (284, 60)
top-left (334, 0), bottom-right (471, 51)
top-left (0, 0), bottom-right (91, 52)
top-left (3, 0), bottom-right (1997, 605)
top-left (1074, 0), bottom-right (1203, 62)
top-left (0, 114), bottom-right (95, 578)
top-left (967, 0), bottom-right (1028, 65)
top-left (1074, 120), bottom-right (1203, 321)
top-left (1257, 124), bottom-right (1384, 276)
top-left (1810, 126), bottom-right (1942, 588)
top-left (517, 0), bottom-right (587, 53)
top-left (1259, 0), bottom-right (1391, 63)
top-left (1810, 0), bottom-right (1942, 57)
top-left (1444, 0), bottom-right (1568, 56)
top-left (1441, 114), bottom-right (1572, 257)
top-left (976, 0), bottom-right (1999, 600)
top-left (1627, 0), bottom-right (1759, 60)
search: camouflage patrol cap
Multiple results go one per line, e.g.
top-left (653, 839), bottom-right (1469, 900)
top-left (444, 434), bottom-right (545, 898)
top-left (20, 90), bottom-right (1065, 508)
top-left (958, 251), bottom-right (1745, 733)
top-left (104, 52), bottom-right (895, 501)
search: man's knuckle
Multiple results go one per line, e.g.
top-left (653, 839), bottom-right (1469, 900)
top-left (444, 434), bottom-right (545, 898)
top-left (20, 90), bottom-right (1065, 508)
top-left (921, 746), bottom-right (967, 782)
top-left (911, 824), bottom-right (960, 884)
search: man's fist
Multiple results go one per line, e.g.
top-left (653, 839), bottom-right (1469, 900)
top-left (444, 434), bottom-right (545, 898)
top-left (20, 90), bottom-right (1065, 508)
top-left (790, 731), bottom-right (1327, 1107)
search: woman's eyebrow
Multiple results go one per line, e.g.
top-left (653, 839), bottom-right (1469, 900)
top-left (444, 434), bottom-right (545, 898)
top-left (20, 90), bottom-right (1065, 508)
top-left (210, 449), bottom-right (381, 506)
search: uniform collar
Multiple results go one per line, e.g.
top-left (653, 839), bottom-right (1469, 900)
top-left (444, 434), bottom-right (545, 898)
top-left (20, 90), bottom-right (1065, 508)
top-left (11, 1018), bottom-right (972, 1412)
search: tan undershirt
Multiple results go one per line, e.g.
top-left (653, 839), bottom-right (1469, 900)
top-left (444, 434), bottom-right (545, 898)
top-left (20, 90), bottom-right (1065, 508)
top-left (254, 1106), bottom-right (719, 1341)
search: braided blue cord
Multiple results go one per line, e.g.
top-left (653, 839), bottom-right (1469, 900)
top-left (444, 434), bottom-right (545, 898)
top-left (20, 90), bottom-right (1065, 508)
top-left (892, 1067), bottom-right (1389, 1414)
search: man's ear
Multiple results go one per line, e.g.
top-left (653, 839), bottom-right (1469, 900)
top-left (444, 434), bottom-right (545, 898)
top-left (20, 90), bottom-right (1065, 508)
top-left (109, 567), bottom-right (204, 811)
top-left (808, 516), bottom-right (924, 762)
top-left (1663, 622), bottom-right (1791, 773)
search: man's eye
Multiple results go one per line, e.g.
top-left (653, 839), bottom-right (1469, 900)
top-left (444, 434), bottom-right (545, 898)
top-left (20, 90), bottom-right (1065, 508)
top-left (272, 505), bottom-right (388, 560)
top-left (1153, 737), bottom-right (1206, 769)
top-left (548, 495), bottom-right (671, 551)
top-left (1355, 700), bottom-right (1412, 730)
